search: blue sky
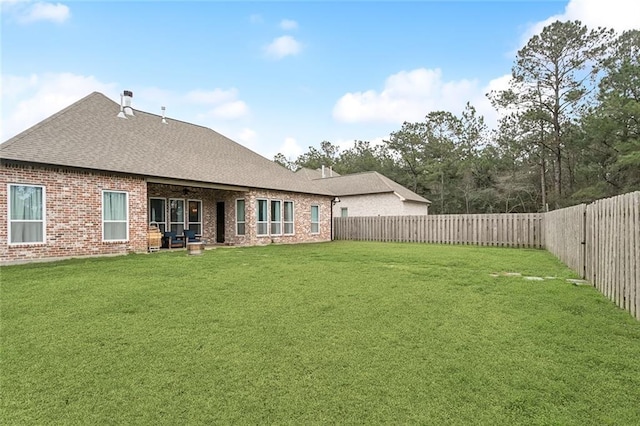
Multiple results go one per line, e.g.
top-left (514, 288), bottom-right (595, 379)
top-left (1, 1), bottom-right (638, 160)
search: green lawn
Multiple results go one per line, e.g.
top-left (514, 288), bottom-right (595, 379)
top-left (2, 242), bottom-right (640, 425)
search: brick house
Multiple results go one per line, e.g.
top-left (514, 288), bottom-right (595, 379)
top-left (0, 91), bottom-right (335, 264)
top-left (296, 168), bottom-right (430, 217)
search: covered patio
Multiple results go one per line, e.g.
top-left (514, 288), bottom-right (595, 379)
top-left (147, 180), bottom-right (249, 249)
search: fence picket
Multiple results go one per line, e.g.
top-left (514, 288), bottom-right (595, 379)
top-left (634, 192), bottom-right (640, 319)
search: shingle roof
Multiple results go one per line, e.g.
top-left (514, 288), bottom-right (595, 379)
top-left (299, 169), bottom-right (430, 204)
top-left (0, 92), bottom-right (332, 196)
top-left (294, 167), bottom-right (341, 180)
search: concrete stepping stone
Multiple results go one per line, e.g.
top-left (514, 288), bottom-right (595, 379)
top-left (567, 279), bottom-right (590, 286)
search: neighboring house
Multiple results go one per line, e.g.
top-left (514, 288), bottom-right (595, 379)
top-left (296, 167), bottom-right (430, 217)
top-left (0, 91), bottom-right (334, 264)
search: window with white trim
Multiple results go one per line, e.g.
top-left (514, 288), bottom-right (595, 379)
top-left (236, 199), bottom-right (245, 235)
top-left (311, 205), bottom-right (320, 234)
top-left (270, 200), bottom-right (282, 235)
top-left (149, 197), bottom-right (166, 233)
top-left (257, 199), bottom-right (268, 236)
top-left (169, 198), bottom-right (185, 234)
top-left (8, 184), bottom-right (46, 244)
top-left (187, 199), bottom-right (202, 235)
top-left (283, 201), bottom-right (294, 235)
top-left (103, 190), bottom-right (128, 241)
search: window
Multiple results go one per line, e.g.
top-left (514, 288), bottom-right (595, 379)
top-left (341, 207), bottom-right (348, 218)
top-left (187, 200), bottom-right (202, 235)
top-left (8, 184), bottom-right (45, 244)
top-left (283, 201), bottom-right (294, 235)
top-left (236, 199), bottom-right (245, 235)
top-left (169, 199), bottom-right (185, 234)
top-left (103, 190), bottom-right (128, 241)
top-left (270, 200), bottom-right (282, 235)
top-left (311, 205), bottom-right (320, 234)
top-left (257, 199), bottom-right (268, 235)
top-left (149, 198), bottom-right (166, 233)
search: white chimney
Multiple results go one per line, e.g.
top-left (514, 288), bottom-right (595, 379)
top-left (117, 93), bottom-right (126, 119)
top-left (123, 90), bottom-right (134, 116)
top-left (329, 166), bottom-right (333, 177)
top-left (161, 106), bottom-right (167, 124)
top-left (321, 165), bottom-right (325, 178)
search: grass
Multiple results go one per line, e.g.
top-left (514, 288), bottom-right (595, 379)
top-left (2, 241), bottom-right (640, 425)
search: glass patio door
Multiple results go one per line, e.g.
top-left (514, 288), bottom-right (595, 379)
top-left (149, 198), bottom-right (166, 233)
top-left (187, 200), bottom-right (202, 235)
top-left (169, 199), bottom-right (185, 234)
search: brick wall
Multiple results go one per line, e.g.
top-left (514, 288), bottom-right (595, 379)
top-left (1, 163), bottom-right (147, 264)
top-left (148, 184), bottom-right (333, 246)
top-left (1, 164), bottom-right (333, 263)
top-left (236, 189), bottom-right (333, 246)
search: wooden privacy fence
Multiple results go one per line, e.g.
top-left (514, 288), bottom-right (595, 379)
top-left (333, 213), bottom-right (544, 248)
top-left (333, 191), bottom-right (639, 320)
top-left (543, 192), bottom-right (639, 320)
top-left (544, 203), bottom-right (587, 276)
top-left (545, 192), bottom-right (640, 319)
top-left (588, 193), bottom-right (639, 319)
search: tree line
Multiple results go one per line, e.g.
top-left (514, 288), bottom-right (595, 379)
top-left (275, 21), bottom-right (639, 214)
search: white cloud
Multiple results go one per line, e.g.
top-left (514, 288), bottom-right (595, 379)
top-left (332, 138), bottom-right (359, 152)
top-left (1, 72), bottom-right (117, 141)
top-left (332, 68), bottom-right (480, 124)
top-left (332, 69), bottom-right (513, 132)
top-left (188, 88), bottom-right (249, 121)
top-left (264, 35), bottom-right (303, 60)
top-left (0, 72), bottom-right (253, 143)
top-left (5, 1), bottom-right (71, 24)
top-left (368, 136), bottom-right (387, 147)
top-left (237, 128), bottom-right (257, 144)
top-left (209, 100), bottom-right (249, 120)
top-left (0, 73), bottom-right (39, 97)
top-left (279, 137), bottom-right (303, 159)
top-left (280, 19), bottom-right (298, 30)
top-left (120, 87), bottom-right (250, 121)
top-left (471, 74), bottom-right (513, 129)
top-left (227, 127), bottom-right (262, 154)
top-left (523, 0), bottom-right (640, 44)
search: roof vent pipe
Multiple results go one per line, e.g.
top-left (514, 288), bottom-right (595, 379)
top-left (117, 93), bottom-right (126, 119)
top-left (161, 106), bottom-right (167, 124)
top-left (329, 166), bottom-right (333, 177)
top-left (321, 165), bottom-right (325, 178)
top-left (123, 90), bottom-right (134, 116)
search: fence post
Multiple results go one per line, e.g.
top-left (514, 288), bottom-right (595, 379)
top-left (582, 206), bottom-right (587, 279)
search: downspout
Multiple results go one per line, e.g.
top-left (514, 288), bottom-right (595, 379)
top-left (330, 200), bottom-right (334, 241)
top-left (330, 196), bottom-right (340, 241)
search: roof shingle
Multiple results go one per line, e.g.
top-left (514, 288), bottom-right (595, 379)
top-left (0, 92), bottom-right (332, 196)
top-left (297, 168), bottom-right (430, 204)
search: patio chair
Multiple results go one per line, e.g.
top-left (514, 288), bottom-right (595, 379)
top-left (162, 231), bottom-right (184, 249)
top-left (183, 229), bottom-right (201, 243)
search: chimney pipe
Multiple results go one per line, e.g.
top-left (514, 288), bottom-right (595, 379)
top-left (123, 90), bottom-right (134, 116)
top-left (321, 165), bottom-right (325, 178)
top-left (161, 106), bottom-right (167, 124)
top-left (117, 93), bottom-right (126, 119)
